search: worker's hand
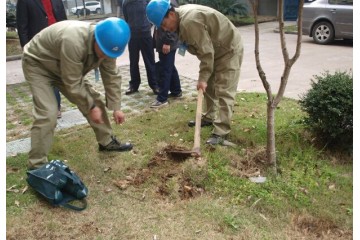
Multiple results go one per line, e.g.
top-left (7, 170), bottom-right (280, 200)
top-left (197, 81), bottom-right (207, 93)
top-left (113, 110), bottom-right (125, 124)
top-left (89, 106), bottom-right (104, 124)
top-left (162, 44), bottom-right (170, 54)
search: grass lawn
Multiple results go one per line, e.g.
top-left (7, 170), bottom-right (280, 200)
top-left (6, 92), bottom-right (353, 239)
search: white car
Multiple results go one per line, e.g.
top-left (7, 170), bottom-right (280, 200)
top-left (71, 1), bottom-right (102, 15)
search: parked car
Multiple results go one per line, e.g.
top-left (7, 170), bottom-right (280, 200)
top-left (302, 0), bottom-right (353, 44)
top-left (71, 1), bottom-right (102, 15)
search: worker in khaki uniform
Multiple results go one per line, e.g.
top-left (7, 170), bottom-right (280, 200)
top-left (22, 18), bottom-right (133, 169)
top-left (146, 1), bottom-right (243, 145)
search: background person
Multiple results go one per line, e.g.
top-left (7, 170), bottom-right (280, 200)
top-left (22, 18), bottom-right (133, 170)
top-left (151, 27), bottom-right (182, 108)
top-left (146, 1), bottom-right (244, 145)
top-left (122, 0), bottom-right (160, 95)
top-left (16, 0), bottom-right (67, 118)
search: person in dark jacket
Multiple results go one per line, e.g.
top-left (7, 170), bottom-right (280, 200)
top-left (122, 0), bottom-right (159, 95)
top-left (150, 1), bottom-right (181, 108)
top-left (16, 0), bottom-right (67, 118)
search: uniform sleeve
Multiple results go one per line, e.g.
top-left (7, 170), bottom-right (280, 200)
top-left (182, 21), bottom-right (214, 83)
top-left (99, 59), bottom-right (122, 111)
top-left (59, 35), bottom-right (95, 114)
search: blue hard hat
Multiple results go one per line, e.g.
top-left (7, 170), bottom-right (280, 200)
top-left (95, 17), bottom-right (130, 58)
top-left (146, 0), bottom-right (171, 28)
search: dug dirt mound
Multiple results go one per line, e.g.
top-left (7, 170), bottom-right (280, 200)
top-left (113, 144), bottom-right (207, 201)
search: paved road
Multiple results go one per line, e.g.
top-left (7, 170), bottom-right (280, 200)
top-left (171, 21), bottom-right (353, 99)
top-left (6, 21), bottom-right (353, 100)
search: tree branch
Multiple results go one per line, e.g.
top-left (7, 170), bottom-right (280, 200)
top-left (248, 0), bottom-right (273, 101)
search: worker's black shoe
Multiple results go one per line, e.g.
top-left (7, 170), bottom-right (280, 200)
top-left (99, 136), bottom-right (133, 152)
top-left (125, 88), bottom-right (139, 95)
top-left (188, 119), bottom-right (213, 127)
top-left (205, 134), bottom-right (236, 147)
top-left (205, 134), bottom-right (224, 145)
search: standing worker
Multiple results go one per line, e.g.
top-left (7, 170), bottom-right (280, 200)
top-left (16, 0), bottom-right (67, 118)
top-left (150, 0), bottom-right (182, 108)
top-left (146, 1), bottom-right (244, 145)
top-left (22, 18), bottom-right (133, 170)
top-left (122, 0), bottom-right (160, 95)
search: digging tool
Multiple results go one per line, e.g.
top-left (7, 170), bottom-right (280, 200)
top-left (191, 88), bottom-right (203, 156)
top-left (166, 89), bottom-right (204, 159)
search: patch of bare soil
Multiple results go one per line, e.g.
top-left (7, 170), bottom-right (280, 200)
top-left (227, 146), bottom-right (269, 179)
top-left (112, 144), bottom-right (206, 201)
top-left (112, 144), bottom-right (268, 202)
top-left (292, 214), bottom-right (353, 239)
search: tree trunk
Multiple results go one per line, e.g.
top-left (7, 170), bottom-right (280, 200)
top-left (267, 101), bottom-right (276, 170)
top-left (248, 0), bottom-right (304, 174)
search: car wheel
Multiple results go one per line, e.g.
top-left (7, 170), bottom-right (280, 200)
top-left (79, 8), bottom-right (90, 16)
top-left (312, 21), bottom-right (334, 45)
top-left (96, 8), bottom-right (101, 14)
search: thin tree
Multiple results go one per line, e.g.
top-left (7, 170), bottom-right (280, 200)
top-left (247, 0), bottom-right (304, 172)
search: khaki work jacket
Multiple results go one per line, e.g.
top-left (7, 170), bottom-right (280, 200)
top-left (23, 20), bottom-right (122, 114)
top-left (176, 5), bottom-right (243, 83)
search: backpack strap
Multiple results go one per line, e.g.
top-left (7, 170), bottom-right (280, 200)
top-left (58, 190), bottom-right (88, 211)
top-left (62, 199), bottom-right (88, 211)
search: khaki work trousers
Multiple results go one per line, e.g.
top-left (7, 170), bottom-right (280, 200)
top-left (22, 57), bottom-right (114, 169)
top-left (202, 47), bottom-right (243, 137)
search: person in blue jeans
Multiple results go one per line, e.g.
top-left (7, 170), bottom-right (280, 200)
top-left (150, 26), bottom-right (182, 108)
top-left (122, 0), bottom-right (159, 95)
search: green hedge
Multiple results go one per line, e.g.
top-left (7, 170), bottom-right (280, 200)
top-left (299, 71), bottom-right (353, 151)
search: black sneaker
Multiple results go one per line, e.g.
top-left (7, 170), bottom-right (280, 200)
top-left (99, 136), bottom-right (133, 152)
top-left (169, 91), bottom-right (182, 98)
top-left (188, 119), bottom-right (213, 127)
top-left (125, 88), bottom-right (139, 95)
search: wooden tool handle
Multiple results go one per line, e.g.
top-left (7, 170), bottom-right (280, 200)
top-left (192, 89), bottom-right (203, 155)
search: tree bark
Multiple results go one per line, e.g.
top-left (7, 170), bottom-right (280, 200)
top-left (267, 102), bottom-right (276, 167)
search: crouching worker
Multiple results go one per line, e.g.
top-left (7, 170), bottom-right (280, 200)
top-left (22, 18), bottom-right (133, 170)
top-left (146, 1), bottom-right (244, 146)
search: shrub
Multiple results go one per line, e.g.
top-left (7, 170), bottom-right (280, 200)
top-left (299, 71), bottom-right (353, 150)
top-left (193, 0), bottom-right (248, 16)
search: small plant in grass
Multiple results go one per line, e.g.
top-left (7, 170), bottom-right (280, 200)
top-left (299, 71), bottom-right (353, 151)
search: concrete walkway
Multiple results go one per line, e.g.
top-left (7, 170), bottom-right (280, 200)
top-left (7, 109), bottom-right (88, 157)
top-left (6, 65), bottom-right (199, 157)
top-left (6, 20), bottom-right (353, 157)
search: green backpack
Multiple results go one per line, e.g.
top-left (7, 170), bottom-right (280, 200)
top-left (26, 160), bottom-right (88, 211)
